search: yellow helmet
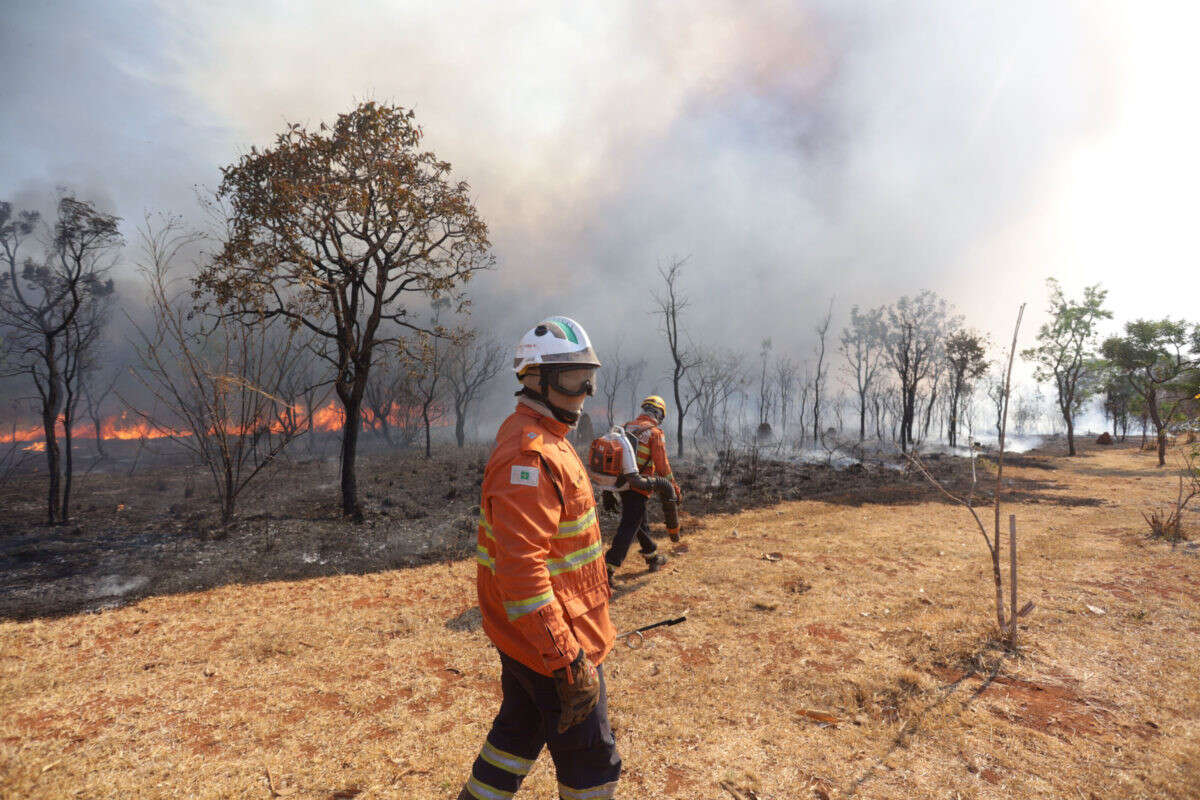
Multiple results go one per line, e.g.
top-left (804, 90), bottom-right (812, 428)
top-left (641, 395), bottom-right (667, 419)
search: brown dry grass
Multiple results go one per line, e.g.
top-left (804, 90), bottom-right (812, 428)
top-left (3, 443), bottom-right (1199, 799)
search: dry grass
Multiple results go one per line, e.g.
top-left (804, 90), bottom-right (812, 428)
top-left (3, 443), bottom-right (1199, 799)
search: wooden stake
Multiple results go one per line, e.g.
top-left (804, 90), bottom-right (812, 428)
top-left (1009, 514), bottom-right (1018, 648)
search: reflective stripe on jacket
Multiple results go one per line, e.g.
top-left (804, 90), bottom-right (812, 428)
top-left (476, 403), bottom-right (615, 676)
top-left (624, 414), bottom-right (676, 497)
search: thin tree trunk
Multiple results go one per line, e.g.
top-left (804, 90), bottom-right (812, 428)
top-left (62, 411), bottom-right (74, 522)
top-left (992, 304), bottom-right (1025, 633)
top-left (340, 393), bottom-right (362, 518)
top-left (423, 402), bottom-right (433, 459)
top-left (41, 342), bottom-right (63, 524)
top-left (455, 403), bottom-right (466, 448)
top-left (859, 397), bottom-right (866, 444)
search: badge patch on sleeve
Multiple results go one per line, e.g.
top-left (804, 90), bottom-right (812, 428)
top-left (510, 465), bottom-right (540, 487)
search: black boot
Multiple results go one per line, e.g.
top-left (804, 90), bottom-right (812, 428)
top-left (643, 552), bottom-right (668, 572)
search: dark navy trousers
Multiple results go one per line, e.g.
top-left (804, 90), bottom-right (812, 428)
top-left (604, 491), bottom-right (657, 569)
top-left (459, 651), bottom-right (621, 799)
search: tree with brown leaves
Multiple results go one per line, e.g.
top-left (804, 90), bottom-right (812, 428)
top-left (196, 102), bottom-right (493, 517)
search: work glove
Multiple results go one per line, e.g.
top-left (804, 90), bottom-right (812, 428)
top-left (552, 649), bottom-right (600, 733)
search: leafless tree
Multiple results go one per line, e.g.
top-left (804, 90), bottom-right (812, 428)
top-left (0, 401), bottom-right (35, 486)
top-left (1012, 387), bottom-right (1044, 437)
top-left (908, 304), bottom-right (1026, 648)
top-left (839, 305), bottom-right (886, 443)
top-left (811, 297), bottom-right (834, 444)
top-left (446, 331), bottom-right (505, 447)
top-left (598, 340), bottom-right (628, 428)
top-left (774, 355), bottom-right (799, 443)
top-left (81, 360), bottom-right (123, 459)
top-left (757, 338), bottom-right (773, 428)
top-left (273, 342), bottom-right (330, 448)
top-left (411, 300), bottom-right (455, 459)
top-left (0, 196), bottom-right (120, 523)
top-left (652, 256), bottom-right (700, 457)
top-left (362, 359), bottom-right (422, 449)
top-left (127, 216), bottom-right (305, 526)
top-left (625, 358), bottom-right (647, 422)
top-left (686, 348), bottom-right (745, 450)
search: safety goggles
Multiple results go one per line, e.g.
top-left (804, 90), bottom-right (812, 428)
top-left (547, 367), bottom-right (597, 397)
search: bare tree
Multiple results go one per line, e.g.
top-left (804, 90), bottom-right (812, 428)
top-left (81, 360), bottom-right (123, 458)
top-left (273, 342), bottom-right (330, 447)
top-left (839, 305), bottom-right (886, 443)
top-left (598, 341), bottom-right (627, 428)
top-left (810, 297), bottom-right (834, 444)
top-left (0, 196), bottom-right (120, 523)
top-left (128, 216), bottom-right (305, 526)
top-left (652, 256), bottom-right (700, 457)
top-left (195, 102), bottom-right (493, 516)
top-left (908, 305), bottom-right (1026, 647)
top-left (774, 355), bottom-right (799, 443)
top-left (757, 338), bottom-right (772, 428)
top-left (362, 360), bottom-right (421, 448)
top-left (446, 331), bottom-right (505, 447)
top-left (411, 300), bottom-right (456, 458)
top-left (686, 348), bottom-right (745, 450)
top-left (624, 358), bottom-right (647, 422)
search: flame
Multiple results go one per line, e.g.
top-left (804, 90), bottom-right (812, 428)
top-left (22, 441), bottom-right (46, 453)
top-left (0, 400), bottom-right (447, 447)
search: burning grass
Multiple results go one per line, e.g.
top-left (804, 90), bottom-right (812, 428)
top-left (2, 442), bottom-right (1199, 798)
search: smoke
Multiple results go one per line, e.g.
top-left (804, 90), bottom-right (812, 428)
top-left (2, 0), bottom-right (1175, 437)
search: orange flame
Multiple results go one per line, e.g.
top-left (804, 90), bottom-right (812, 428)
top-left (1, 400), bottom-right (447, 447)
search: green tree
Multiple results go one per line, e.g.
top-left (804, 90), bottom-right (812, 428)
top-left (1021, 279), bottom-right (1110, 456)
top-left (1101, 319), bottom-right (1200, 466)
top-left (196, 102), bottom-right (493, 517)
top-left (944, 329), bottom-right (988, 447)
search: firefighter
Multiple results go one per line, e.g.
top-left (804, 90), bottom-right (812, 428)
top-left (604, 395), bottom-right (682, 585)
top-left (457, 316), bottom-right (621, 800)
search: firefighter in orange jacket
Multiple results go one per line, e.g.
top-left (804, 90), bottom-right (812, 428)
top-left (457, 316), bottom-right (621, 800)
top-left (603, 395), bottom-right (682, 583)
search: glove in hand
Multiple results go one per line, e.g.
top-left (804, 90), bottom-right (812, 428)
top-left (552, 649), bottom-right (600, 733)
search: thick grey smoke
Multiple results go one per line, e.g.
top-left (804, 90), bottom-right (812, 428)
top-left (3, 0), bottom-right (1185, 433)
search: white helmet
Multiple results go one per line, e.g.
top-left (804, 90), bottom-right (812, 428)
top-left (512, 316), bottom-right (601, 376)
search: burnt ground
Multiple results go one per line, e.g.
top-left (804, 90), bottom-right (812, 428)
top-left (0, 436), bottom-right (1099, 621)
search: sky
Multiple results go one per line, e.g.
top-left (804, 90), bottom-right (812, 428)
top-left (2, 0), bottom-right (1198, 426)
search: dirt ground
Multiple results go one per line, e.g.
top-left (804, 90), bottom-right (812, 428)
top-left (2, 439), bottom-right (1199, 798)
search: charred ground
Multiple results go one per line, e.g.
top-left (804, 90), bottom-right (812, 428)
top-left (2, 437), bottom-right (1098, 620)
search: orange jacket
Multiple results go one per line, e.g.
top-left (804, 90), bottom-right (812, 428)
top-left (476, 403), bottom-right (615, 676)
top-left (624, 414), bottom-right (678, 498)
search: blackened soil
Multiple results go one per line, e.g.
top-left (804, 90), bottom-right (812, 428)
top-left (0, 440), bottom-right (1093, 621)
